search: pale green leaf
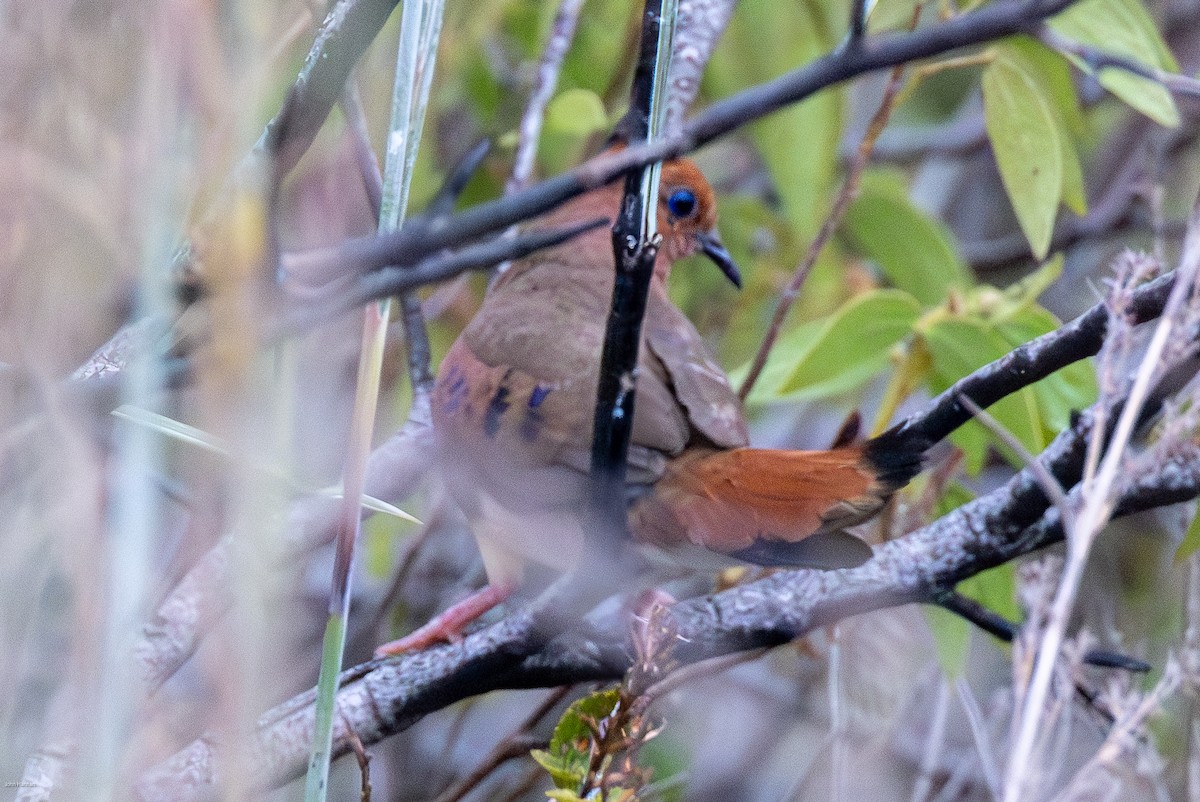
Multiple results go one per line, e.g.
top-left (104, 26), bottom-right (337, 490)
top-left (922, 317), bottom-right (1046, 473)
top-left (535, 688), bottom-right (621, 791)
top-left (981, 54), bottom-right (1064, 259)
top-left (994, 39), bottom-right (1087, 214)
top-left (706, 0), bottom-right (842, 237)
top-left (1050, 0), bottom-right (1180, 127)
top-left (777, 289), bottom-right (921, 395)
top-left (1174, 506), bottom-right (1200, 563)
top-left (532, 750), bottom-right (583, 792)
top-left (540, 88), bottom-right (611, 176)
top-left (1094, 70), bottom-right (1179, 127)
top-left (736, 289), bottom-right (921, 403)
top-left (112, 404), bottom-right (229, 455)
top-left (841, 169), bottom-right (972, 305)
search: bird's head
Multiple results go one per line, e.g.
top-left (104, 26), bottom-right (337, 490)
top-left (656, 158), bottom-right (741, 288)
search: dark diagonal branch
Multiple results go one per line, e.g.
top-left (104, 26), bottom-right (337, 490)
top-left (591, 0), bottom-right (671, 522)
top-left (933, 589), bottom-right (1150, 672)
top-left (68, 0), bottom-right (1086, 409)
top-left (895, 270), bottom-right (1177, 447)
top-left (282, 0), bottom-right (1080, 285)
top-left (261, 0), bottom-right (401, 176)
top-left (273, 217), bottom-right (610, 338)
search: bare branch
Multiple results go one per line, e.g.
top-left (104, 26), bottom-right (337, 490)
top-left (281, 0), bottom-right (1082, 284)
top-left (135, 388), bottom-right (1200, 798)
top-left (1038, 25), bottom-right (1200, 99)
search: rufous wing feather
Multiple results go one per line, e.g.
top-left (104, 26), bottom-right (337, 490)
top-left (630, 445), bottom-right (895, 569)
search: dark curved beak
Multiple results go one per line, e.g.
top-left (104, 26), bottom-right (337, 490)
top-left (695, 231), bottom-right (742, 289)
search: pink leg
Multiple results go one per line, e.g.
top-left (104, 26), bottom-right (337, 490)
top-left (374, 583), bottom-right (513, 657)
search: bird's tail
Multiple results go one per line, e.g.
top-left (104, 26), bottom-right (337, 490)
top-left (629, 424), bottom-right (931, 569)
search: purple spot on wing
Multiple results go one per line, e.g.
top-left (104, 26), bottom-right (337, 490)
top-left (529, 385), bottom-right (551, 408)
top-left (439, 365), bottom-right (468, 413)
top-left (484, 384), bottom-right (511, 438)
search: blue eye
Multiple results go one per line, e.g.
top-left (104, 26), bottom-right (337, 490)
top-left (667, 188), bottom-right (697, 219)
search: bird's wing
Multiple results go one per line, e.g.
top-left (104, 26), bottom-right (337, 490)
top-left (644, 290), bottom-right (748, 450)
top-left (630, 447), bottom-right (882, 569)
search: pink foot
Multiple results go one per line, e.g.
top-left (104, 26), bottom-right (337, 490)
top-left (375, 584), bottom-right (512, 656)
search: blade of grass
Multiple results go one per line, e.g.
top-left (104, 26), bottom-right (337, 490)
top-left (111, 405), bottom-right (421, 524)
top-left (303, 1), bottom-right (446, 800)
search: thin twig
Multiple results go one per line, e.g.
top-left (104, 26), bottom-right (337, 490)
top-left (340, 80), bottom-right (384, 218)
top-left (739, 47), bottom-right (909, 399)
top-left (1038, 25), bottom-right (1200, 99)
top-left (273, 217), bottom-right (609, 338)
top-left (955, 676), bottom-right (1003, 801)
top-left (909, 679), bottom-right (950, 802)
top-left (433, 686), bottom-right (572, 802)
top-left (508, 0), bottom-right (585, 195)
top-left (1003, 202), bottom-right (1200, 802)
top-left (1050, 659), bottom-right (1182, 802)
top-left (342, 719), bottom-right (373, 802)
top-left (281, 0), bottom-right (1082, 286)
top-left (641, 649), bottom-right (769, 703)
top-left (957, 393), bottom-right (1074, 538)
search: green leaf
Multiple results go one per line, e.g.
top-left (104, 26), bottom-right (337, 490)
top-left (778, 289), bottom-right (921, 395)
top-left (841, 169), bottom-right (972, 305)
top-left (535, 688), bottom-right (622, 791)
top-left (540, 89), bottom-right (611, 176)
top-left (737, 289), bottom-right (921, 402)
top-left (925, 606), bottom-right (972, 677)
top-left (994, 305), bottom-right (1098, 431)
top-left (1050, 0), bottom-right (1180, 127)
top-left (531, 750), bottom-right (584, 791)
top-left (928, 562), bottom-right (1019, 677)
top-left (958, 561), bottom-right (1021, 623)
top-left (1175, 506), bottom-right (1200, 562)
top-left (706, 0), bottom-right (842, 237)
top-left (981, 54), bottom-right (1064, 259)
top-left (995, 39), bottom-right (1087, 215)
top-left (922, 317), bottom-right (1047, 473)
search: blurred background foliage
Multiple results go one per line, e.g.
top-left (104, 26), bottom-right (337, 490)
top-left (3, 0), bottom-right (1200, 799)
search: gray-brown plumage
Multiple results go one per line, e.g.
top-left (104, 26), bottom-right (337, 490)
top-left (378, 157), bottom-right (925, 654)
